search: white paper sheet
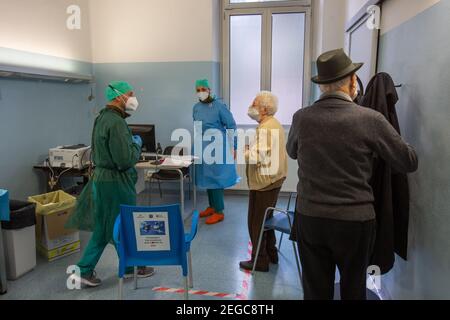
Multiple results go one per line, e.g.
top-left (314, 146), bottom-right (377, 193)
top-left (161, 157), bottom-right (192, 168)
top-left (133, 212), bottom-right (170, 251)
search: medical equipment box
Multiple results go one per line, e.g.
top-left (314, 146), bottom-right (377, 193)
top-left (49, 145), bottom-right (91, 169)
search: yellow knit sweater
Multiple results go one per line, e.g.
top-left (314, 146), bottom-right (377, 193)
top-left (245, 116), bottom-right (288, 191)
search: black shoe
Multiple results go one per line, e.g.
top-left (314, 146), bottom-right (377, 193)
top-left (124, 267), bottom-right (156, 279)
top-left (70, 270), bottom-right (102, 288)
top-left (239, 260), bottom-right (269, 272)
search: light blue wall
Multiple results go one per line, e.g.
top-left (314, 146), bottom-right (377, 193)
top-left (0, 56), bottom-right (220, 200)
top-left (93, 61), bottom-right (221, 148)
top-left (0, 50), bottom-right (96, 200)
top-left (378, 0), bottom-right (450, 299)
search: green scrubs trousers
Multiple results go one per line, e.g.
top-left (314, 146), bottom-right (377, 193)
top-left (77, 223), bottom-right (134, 276)
top-left (207, 189), bottom-right (225, 214)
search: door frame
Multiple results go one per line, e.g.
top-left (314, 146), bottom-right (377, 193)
top-left (224, 0), bottom-right (311, 10)
top-left (345, 14), bottom-right (380, 88)
top-left (345, 0), bottom-right (383, 88)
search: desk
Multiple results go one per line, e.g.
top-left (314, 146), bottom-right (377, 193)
top-left (136, 157), bottom-right (197, 220)
top-left (33, 165), bottom-right (90, 192)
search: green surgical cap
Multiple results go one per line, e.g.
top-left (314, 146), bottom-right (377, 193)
top-left (106, 81), bottom-right (134, 102)
top-left (195, 79), bottom-right (210, 89)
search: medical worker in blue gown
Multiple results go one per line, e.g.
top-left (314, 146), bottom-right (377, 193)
top-left (193, 79), bottom-right (239, 225)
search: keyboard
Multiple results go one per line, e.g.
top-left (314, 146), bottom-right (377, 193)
top-left (138, 155), bottom-right (165, 164)
top-left (142, 155), bottom-right (158, 161)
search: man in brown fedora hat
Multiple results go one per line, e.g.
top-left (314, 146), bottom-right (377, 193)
top-left (287, 49), bottom-right (418, 300)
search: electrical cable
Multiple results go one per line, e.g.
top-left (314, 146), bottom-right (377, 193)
top-left (45, 154), bottom-right (77, 190)
top-left (79, 147), bottom-right (91, 168)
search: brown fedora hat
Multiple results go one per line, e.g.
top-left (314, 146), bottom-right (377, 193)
top-left (312, 49), bottom-right (364, 84)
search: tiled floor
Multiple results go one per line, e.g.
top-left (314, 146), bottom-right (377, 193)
top-left (0, 191), bottom-right (304, 300)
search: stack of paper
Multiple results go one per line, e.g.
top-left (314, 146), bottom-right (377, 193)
top-left (162, 157), bottom-right (192, 168)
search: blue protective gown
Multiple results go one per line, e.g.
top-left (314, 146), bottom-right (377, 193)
top-left (193, 99), bottom-right (240, 189)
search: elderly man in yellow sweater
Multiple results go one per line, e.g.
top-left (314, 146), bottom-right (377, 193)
top-left (239, 91), bottom-right (288, 272)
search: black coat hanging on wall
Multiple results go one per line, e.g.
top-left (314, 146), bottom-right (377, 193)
top-left (360, 72), bottom-right (410, 275)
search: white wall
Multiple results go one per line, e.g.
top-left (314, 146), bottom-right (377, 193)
top-left (312, 0), bottom-right (347, 59)
top-left (0, 0), bottom-right (221, 64)
top-left (320, 0), bottom-right (347, 55)
top-left (0, 0), bottom-right (92, 62)
top-left (89, 0), bottom-right (219, 63)
top-left (212, 0), bottom-right (221, 62)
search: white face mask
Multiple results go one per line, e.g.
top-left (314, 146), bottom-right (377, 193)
top-left (247, 107), bottom-right (260, 122)
top-left (197, 92), bottom-right (209, 102)
top-left (123, 96), bottom-right (139, 112)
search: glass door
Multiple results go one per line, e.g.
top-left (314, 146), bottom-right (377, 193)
top-left (223, 5), bottom-right (311, 125)
top-left (230, 13), bottom-right (263, 125)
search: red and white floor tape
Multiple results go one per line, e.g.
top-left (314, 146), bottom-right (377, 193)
top-left (152, 287), bottom-right (242, 299)
top-left (152, 241), bottom-right (254, 300)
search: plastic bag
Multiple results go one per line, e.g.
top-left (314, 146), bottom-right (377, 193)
top-left (28, 190), bottom-right (76, 216)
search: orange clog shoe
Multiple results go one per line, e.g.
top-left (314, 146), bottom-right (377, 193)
top-left (205, 213), bottom-right (225, 225)
top-left (200, 207), bottom-right (215, 218)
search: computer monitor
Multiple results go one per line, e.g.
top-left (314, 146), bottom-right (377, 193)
top-left (129, 124), bottom-right (156, 153)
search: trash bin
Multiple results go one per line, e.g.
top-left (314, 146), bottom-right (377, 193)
top-left (1, 200), bottom-right (37, 280)
top-left (28, 191), bottom-right (80, 261)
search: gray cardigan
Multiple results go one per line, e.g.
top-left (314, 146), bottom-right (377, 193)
top-left (287, 93), bottom-right (418, 221)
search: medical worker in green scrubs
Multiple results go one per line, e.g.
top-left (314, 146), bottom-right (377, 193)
top-left (67, 81), bottom-right (154, 287)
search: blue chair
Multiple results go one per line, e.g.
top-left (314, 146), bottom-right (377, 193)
top-left (113, 204), bottom-right (199, 300)
top-left (252, 193), bottom-right (302, 286)
top-left (0, 189), bottom-right (9, 222)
